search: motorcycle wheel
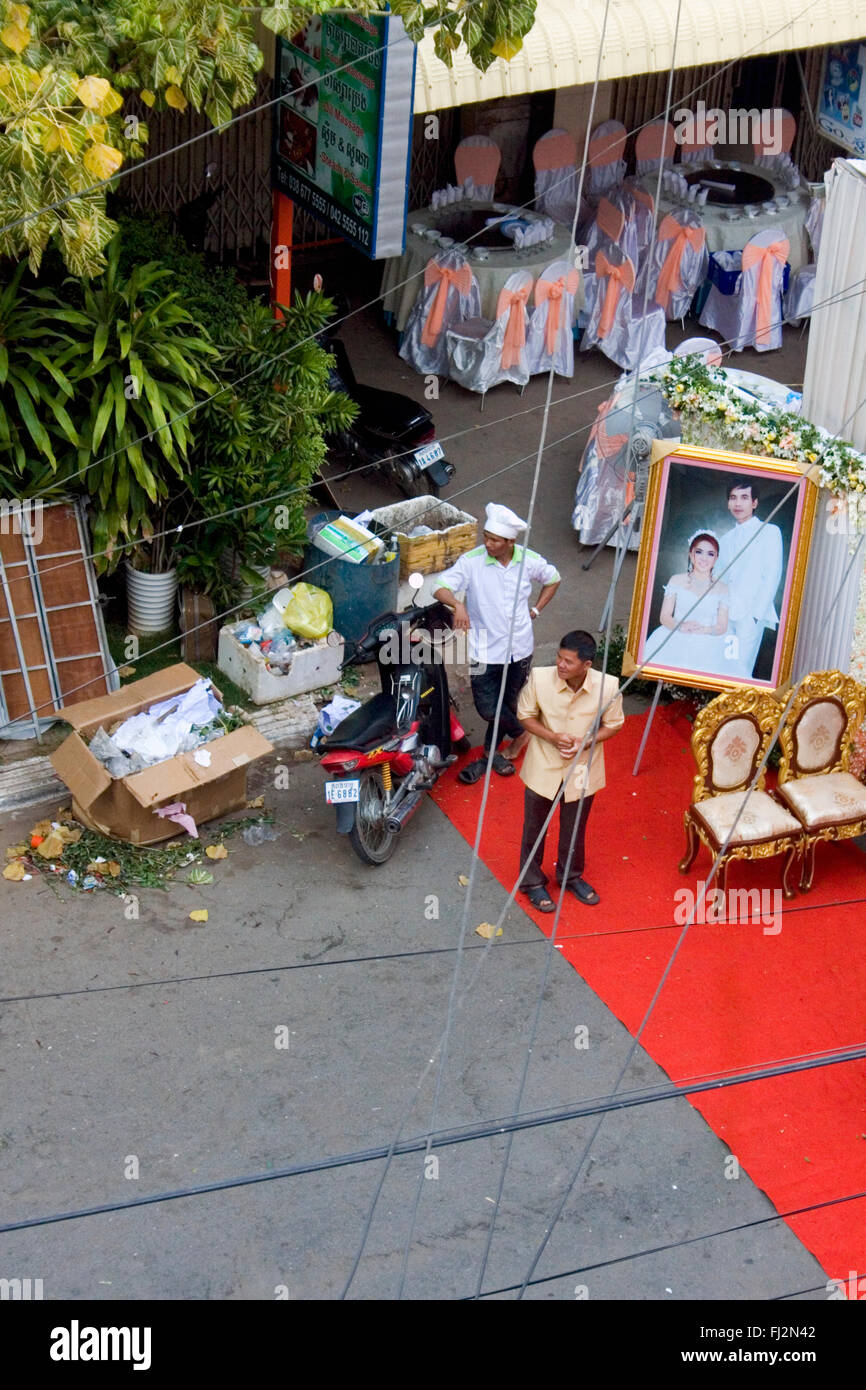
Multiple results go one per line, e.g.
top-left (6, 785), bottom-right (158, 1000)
top-left (349, 768), bottom-right (397, 865)
top-left (389, 454), bottom-right (440, 498)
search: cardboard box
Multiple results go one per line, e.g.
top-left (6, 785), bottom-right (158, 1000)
top-left (49, 664), bottom-right (273, 845)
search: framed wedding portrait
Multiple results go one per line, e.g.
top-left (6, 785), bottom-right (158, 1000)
top-left (626, 445), bottom-right (818, 692)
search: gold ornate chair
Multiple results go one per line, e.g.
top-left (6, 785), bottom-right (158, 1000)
top-left (679, 688), bottom-right (803, 898)
top-left (773, 670), bottom-right (866, 891)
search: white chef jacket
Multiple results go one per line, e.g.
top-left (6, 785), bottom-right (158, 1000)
top-left (437, 544), bottom-right (561, 664)
top-left (716, 515), bottom-right (783, 627)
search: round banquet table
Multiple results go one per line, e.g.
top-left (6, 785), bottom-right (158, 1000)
top-left (640, 161), bottom-right (812, 271)
top-left (380, 202), bottom-right (584, 332)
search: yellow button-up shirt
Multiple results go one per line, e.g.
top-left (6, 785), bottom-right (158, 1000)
top-left (517, 665), bottom-right (624, 802)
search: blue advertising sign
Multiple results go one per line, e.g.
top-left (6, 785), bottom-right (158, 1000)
top-left (273, 12), bottom-right (416, 258)
top-left (817, 42), bottom-right (866, 157)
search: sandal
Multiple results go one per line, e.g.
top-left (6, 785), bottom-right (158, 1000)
top-left (524, 885), bottom-right (556, 914)
top-left (457, 758), bottom-right (487, 785)
top-left (491, 751), bottom-right (516, 776)
top-left (563, 876), bottom-right (600, 906)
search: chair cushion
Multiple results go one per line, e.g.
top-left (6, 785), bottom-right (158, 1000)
top-left (776, 771), bottom-right (866, 829)
top-left (709, 716), bottom-right (761, 790)
top-left (791, 699), bottom-right (846, 772)
top-left (693, 789), bottom-right (801, 846)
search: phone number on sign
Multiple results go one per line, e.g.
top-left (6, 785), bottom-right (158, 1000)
top-left (282, 172), bottom-right (371, 249)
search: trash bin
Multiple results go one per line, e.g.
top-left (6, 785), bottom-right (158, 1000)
top-left (304, 511), bottom-right (400, 646)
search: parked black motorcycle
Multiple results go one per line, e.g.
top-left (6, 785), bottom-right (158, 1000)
top-left (322, 321), bottom-right (454, 498)
top-left (317, 578), bottom-right (470, 864)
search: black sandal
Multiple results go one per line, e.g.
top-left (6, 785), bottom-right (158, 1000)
top-left (564, 876), bottom-right (600, 906)
top-left (457, 758), bottom-right (486, 785)
top-left (524, 885), bottom-right (555, 913)
top-left (491, 751), bottom-right (516, 776)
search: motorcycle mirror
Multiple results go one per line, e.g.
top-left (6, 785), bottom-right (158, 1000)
top-left (407, 572), bottom-right (424, 592)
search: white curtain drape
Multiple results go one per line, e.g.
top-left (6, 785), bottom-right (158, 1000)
top-left (794, 159), bottom-right (866, 678)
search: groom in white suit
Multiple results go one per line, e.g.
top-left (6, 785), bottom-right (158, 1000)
top-left (716, 479), bottom-right (783, 679)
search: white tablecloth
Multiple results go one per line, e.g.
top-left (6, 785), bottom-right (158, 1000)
top-left (641, 162), bottom-right (812, 271)
top-left (380, 203), bottom-right (583, 331)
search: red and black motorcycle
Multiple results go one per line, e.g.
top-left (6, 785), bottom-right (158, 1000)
top-left (317, 579), bottom-right (469, 864)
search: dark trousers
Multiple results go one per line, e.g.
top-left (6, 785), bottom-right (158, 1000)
top-left (470, 656), bottom-right (533, 751)
top-left (518, 785), bottom-right (595, 890)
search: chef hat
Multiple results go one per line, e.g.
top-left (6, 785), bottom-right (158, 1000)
top-left (484, 502), bottom-right (527, 539)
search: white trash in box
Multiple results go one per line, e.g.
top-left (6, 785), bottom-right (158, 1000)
top-left (218, 622), bottom-right (344, 704)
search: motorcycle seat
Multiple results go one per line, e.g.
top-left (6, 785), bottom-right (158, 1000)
top-left (320, 692), bottom-right (398, 751)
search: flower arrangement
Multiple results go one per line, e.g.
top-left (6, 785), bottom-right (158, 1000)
top-left (656, 358), bottom-right (866, 496)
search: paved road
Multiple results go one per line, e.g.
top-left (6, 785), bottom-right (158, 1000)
top-left (0, 308), bottom-right (831, 1300)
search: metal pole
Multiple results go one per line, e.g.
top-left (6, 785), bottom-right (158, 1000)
top-left (632, 679), bottom-right (662, 777)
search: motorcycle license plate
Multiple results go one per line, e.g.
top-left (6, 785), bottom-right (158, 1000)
top-left (325, 779), bottom-right (360, 804)
top-left (414, 440), bottom-right (445, 470)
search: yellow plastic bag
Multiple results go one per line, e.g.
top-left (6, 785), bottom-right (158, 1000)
top-left (282, 582), bottom-right (333, 640)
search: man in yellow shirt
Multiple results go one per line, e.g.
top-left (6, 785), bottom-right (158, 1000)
top-left (516, 630), bottom-right (624, 910)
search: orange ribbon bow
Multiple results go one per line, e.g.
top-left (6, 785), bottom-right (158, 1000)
top-left (595, 251), bottom-right (635, 339)
top-left (654, 216), bottom-right (706, 312)
top-left (496, 282), bottom-right (531, 369)
top-left (535, 270), bottom-right (580, 354)
top-left (741, 237), bottom-right (789, 346)
top-left (421, 260), bottom-right (473, 347)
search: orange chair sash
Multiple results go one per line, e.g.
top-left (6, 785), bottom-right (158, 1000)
top-left (654, 217), bottom-right (706, 310)
top-left (596, 251), bottom-right (635, 339)
top-left (741, 238), bottom-right (789, 345)
top-left (421, 260), bottom-right (473, 347)
top-left (535, 270), bottom-right (580, 354)
top-left (597, 197), bottom-right (625, 244)
top-left (589, 396), bottom-right (629, 460)
top-left (496, 282), bottom-right (531, 369)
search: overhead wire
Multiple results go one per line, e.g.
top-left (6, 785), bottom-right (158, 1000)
top-left (4, 1038), bottom-right (866, 1237)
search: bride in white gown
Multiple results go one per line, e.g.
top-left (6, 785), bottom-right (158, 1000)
top-left (644, 531), bottom-right (740, 678)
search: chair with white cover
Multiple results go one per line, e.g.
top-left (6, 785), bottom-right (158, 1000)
top-left (623, 180), bottom-right (656, 262)
top-left (634, 120), bottom-right (676, 175)
top-left (525, 259), bottom-right (581, 378)
top-left (674, 336), bottom-right (723, 366)
top-left (752, 109), bottom-right (797, 170)
top-left (533, 129), bottom-right (581, 226)
top-left (399, 248), bottom-right (481, 376)
top-left (581, 245), bottom-right (666, 371)
top-left (587, 120), bottom-right (627, 197)
top-left (454, 136), bottom-right (501, 200)
top-left (785, 191), bottom-right (824, 328)
top-left (699, 229), bottom-right (789, 353)
top-left (644, 210), bottom-right (708, 322)
top-left (445, 269), bottom-right (533, 406)
top-left (678, 127), bottom-right (712, 164)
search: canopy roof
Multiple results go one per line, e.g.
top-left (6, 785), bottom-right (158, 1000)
top-left (413, 0), bottom-right (866, 112)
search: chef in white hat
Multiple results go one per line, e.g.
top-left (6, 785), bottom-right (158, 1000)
top-left (434, 503), bottom-right (561, 783)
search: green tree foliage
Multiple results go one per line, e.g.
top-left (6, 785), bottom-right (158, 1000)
top-left (176, 293), bottom-right (357, 598)
top-left (0, 0), bottom-right (537, 275)
top-left (0, 236), bottom-right (217, 563)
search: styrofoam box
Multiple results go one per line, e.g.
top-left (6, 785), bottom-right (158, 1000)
top-left (218, 622), bottom-right (344, 704)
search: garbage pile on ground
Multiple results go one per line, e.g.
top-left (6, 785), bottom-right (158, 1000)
top-left (3, 807), bottom-right (277, 895)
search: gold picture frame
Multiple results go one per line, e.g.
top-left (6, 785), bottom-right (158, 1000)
top-left (625, 444), bottom-right (818, 693)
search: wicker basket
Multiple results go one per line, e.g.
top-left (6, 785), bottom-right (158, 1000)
top-left (367, 497), bottom-right (478, 580)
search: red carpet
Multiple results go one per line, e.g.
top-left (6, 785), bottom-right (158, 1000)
top-left (433, 706), bottom-right (866, 1286)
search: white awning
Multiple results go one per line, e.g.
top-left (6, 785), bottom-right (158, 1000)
top-left (414, 0), bottom-right (866, 112)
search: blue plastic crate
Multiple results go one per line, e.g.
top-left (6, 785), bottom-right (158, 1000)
top-left (707, 251), bottom-right (790, 296)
